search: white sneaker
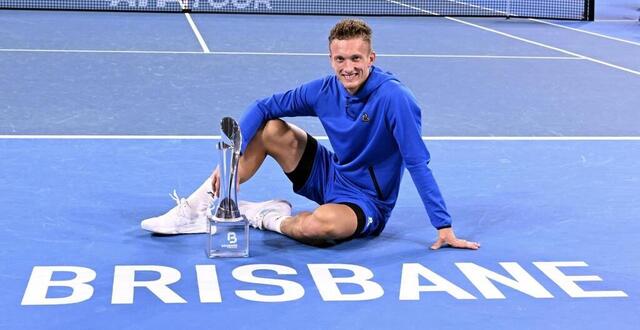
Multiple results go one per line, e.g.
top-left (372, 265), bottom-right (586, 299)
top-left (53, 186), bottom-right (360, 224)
top-left (141, 190), bottom-right (214, 234)
top-left (239, 200), bottom-right (292, 230)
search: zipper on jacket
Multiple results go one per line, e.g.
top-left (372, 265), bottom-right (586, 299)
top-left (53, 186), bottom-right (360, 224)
top-left (368, 166), bottom-right (384, 199)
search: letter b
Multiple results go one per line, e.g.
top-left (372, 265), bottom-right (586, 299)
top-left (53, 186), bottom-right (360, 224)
top-left (21, 266), bottom-right (96, 305)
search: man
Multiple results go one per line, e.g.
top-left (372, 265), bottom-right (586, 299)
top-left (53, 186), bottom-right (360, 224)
top-left (142, 19), bottom-right (479, 250)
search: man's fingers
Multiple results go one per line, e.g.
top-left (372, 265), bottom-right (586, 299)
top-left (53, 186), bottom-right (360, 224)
top-left (466, 240), bottom-right (480, 249)
top-left (458, 239), bottom-right (480, 250)
top-left (432, 238), bottom-right (481, 250)
top-left (430, 238), bottom-right (444, 250)
top-left (433, 228), bottom-right (479, 250)
top-left (449, 238), bottom-right (481, 250)
top-left (210, 166), bottom-right (220, 197)
top-left (212, 176), bottom-right (220, 197)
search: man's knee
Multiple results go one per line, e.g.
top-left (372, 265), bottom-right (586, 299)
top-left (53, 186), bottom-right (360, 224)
top-left (262, 120), bottom-right (297, 148)
top-left (259, 119), bottom-right (306, 172)
top-left (299, 206), bottom-right (356, 241)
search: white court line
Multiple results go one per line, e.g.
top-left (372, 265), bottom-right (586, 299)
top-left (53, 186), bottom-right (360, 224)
top-left (1, 135), bottom-right (639, 141)
top-left (0, 48), bottom-right (206, 54)
top-left (385, 0), bottom-right (640, 76)
top-left (445, 0), bottom-right (508, 15)
top-left (0, 48), bottom-right (580, 60)
top-left (0, 135), bottom-right (220, 140)
top-left (211, 51), bottom-right (581, 60)
top-left (377, 54), bottom-right (579, 60)
top-left (595, 19), bottom-right (639, 22)
top-left (179, 0), bottom-right (210, 53)
top-left (530, 19), bottom-right (640, 47)
top-left (422, 136), bottom-right (640, 141)
top-left (184, 13), bottom-right (210, 53)
top-left (445, 0), bottom-right (640, 47)
top-left (441, 0), bottom-right (638, 41)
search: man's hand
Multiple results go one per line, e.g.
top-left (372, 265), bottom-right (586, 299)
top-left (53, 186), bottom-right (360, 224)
top-left (211, 166), bottom-right (220, 197)
top-left (430, 227), bottom-right (480, 250)
top-left (210, 165), bottom-right (240, 198)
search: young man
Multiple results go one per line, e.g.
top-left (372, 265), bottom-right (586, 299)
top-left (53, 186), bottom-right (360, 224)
top-left (142, 19), bottom-right (479, 250)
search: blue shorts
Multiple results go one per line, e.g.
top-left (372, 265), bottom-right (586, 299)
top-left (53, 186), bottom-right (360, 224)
top-left (285, 134), bottom-right (387, 238)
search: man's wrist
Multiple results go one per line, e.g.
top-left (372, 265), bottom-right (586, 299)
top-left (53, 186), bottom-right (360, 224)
top-left (437, 226), bottom-right (454, 239)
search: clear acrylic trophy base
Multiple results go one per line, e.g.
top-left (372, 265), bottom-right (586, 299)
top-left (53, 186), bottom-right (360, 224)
top-left (206, 215), bottom-right (249, 258)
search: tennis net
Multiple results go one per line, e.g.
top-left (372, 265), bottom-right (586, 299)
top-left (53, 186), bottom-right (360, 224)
top-left (0, 1), bottom-right (595, 20)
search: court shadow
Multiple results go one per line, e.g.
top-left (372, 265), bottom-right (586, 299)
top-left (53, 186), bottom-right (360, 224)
top-left (261, 233), bottom-right (386, 252)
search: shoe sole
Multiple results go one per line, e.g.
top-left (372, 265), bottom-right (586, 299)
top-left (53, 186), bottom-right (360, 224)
top-left (238, 199), bottom-right (292, 230)
top-left (239, 199), bottom-right (292, 212)
top-left (140, 221), bottom-right (211, 235)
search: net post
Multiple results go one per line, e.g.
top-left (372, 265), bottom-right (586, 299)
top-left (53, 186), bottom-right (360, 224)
top-left (587, 0), bottom-right (595, 21)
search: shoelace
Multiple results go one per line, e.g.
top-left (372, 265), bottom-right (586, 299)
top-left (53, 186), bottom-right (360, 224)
top-left (254, 207), bottom-right (280, 230)
top-left (170, 190), bottom-right (191, 221)
top-left (256, 208), bottom-right (273, 220)
top-left (171, 190), bottom-right (217, 221)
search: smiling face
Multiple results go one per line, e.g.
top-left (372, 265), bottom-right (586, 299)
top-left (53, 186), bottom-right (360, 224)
top-left (329, 37), bottom-right (376, 95)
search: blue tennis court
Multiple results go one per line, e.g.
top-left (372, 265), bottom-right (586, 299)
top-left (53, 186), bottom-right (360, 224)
top-left (1, 1), bottom-right (639, 329)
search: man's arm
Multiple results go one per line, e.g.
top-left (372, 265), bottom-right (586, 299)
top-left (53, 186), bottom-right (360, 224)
top-left (239, 78), bottom-right (324, 154)
top-left (386, 85), bottom-right (479, 250)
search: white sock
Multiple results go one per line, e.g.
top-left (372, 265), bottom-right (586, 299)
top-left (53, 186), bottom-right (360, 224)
top-left (264, 215), bottom-right (290, 234)
top-left (187, 177), bottom-right (215, 210)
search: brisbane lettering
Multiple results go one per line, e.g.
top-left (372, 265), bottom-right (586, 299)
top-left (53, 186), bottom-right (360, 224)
top-left (21, 261), bottom-right (628, 305)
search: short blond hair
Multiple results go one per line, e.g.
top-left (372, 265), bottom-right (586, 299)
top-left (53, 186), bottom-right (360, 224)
top-left (328, 19), bottom-right (372, 46)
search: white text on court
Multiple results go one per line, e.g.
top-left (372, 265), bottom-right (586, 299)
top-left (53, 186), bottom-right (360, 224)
top-left (21, 261), bottom-right (628, 305)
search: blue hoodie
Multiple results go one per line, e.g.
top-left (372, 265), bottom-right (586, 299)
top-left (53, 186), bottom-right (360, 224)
top-left (239, 66), bottom-right (452, 230)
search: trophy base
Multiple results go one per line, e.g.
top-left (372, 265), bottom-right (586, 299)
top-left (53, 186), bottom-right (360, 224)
top-left (206, 216), bottom-right (249, 258)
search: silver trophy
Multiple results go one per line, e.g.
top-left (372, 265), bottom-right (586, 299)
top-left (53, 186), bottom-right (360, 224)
top-left (206, 117), bottom-right (249, 258)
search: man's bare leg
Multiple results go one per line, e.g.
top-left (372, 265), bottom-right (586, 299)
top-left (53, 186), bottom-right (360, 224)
top-left (212, 119), bottom-right (307, 193)
top-left (281, 204), bottom-right (359, 246)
